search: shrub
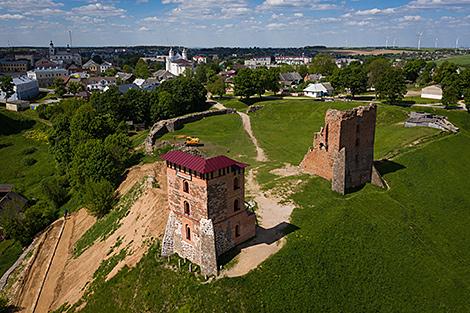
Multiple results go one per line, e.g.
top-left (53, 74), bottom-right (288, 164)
top-left (40, 176), bottom-right (69, 209)
top-left (83, 179), bottom-right (116, 217)
top-left (23, 157), bottom-right (37, 166)
top-left (21, 147), bottom-right (37, 155)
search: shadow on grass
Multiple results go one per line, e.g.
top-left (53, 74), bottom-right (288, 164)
top-left (218, 221), bottom-right (300, 268)
top-left (374, 159), bottom-right (406, 176)
top-left (0, 112), bottom-right (35, 136)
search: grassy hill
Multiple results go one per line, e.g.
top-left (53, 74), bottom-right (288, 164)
top-left (58, 100), bottom-right (470, 312)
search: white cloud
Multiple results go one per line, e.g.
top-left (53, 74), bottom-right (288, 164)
top-left (139, 26), bottom-right (150, 31)
top-left (259, 0), bottom-right (337, 10)
top-left (408, 0), bottom-right (470, 8)
top-left (400, 15), bottom-right (422, 21)
top-left (71, 3), bottom-right (126, 17)
top-left (354, 8), bottom-right (396, 15)
top-left (0, 0), bottom-right (63, 10)
top-left (162, 0), bottom-right (251, 19)
top-left (294, 12), bottom-right (304, 17)
top-left (142, 16), bottom-right (159, 22)
top-left (0, 13), bottom-right (25, 20)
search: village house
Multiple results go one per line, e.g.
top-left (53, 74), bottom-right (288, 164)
top-left (153, 69), bottom-right (175, 82)
top-left (82, 59), bottom-right (101, 74)
top-left (192, 55), bottom-right (208, 64)
top-left (115, 72), bottom-right (135, 84)
top-left (275, 56), bottom-right (311, 65)
top-left (86, 76), bottom-right (117, 92)
top-left (421, 85), bottom-right (443, 100)
top-left (279, 72), bottom-right (303, 87)
top-left (303, 82), bottom-right (334, 98)
top-left (34, 58), bottom-right (58, 69)
top-left (161, 150), bottom-right (256, 276)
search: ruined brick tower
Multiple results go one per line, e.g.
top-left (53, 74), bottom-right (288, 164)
top-left (300, 104), bottom-right (379, 194)
top-left (160, 150), bottom-right (256, 276)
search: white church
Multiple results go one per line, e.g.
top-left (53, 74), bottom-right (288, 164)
top-left (165, 48), bottom-right (194, 76)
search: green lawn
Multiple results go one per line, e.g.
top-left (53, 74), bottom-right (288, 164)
top-left (402, 96), bottom-right (441, 105)
top-left (160, 113), bottom-right (256, 164)
top-left (0, 108), bottom-right (55, 199)
top-left (436, 54), bottom-right (470, 66)
top-left (217, 98), bottom-right (250, 112)
top-left (56, 100), bottom-right (470, 313)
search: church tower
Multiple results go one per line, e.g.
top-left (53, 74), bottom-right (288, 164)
top-left (49, 41), bottom-right (55, 56)
top-left (182, 48), bottom-right (188, 60)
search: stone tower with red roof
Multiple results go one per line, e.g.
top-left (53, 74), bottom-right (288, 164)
top-left (161, 150), bottom-right (256, 276)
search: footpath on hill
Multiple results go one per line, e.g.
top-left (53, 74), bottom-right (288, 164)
top-left (223, 108), bottom-right (296, 277)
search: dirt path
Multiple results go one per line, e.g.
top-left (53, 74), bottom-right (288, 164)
top-left (223, 169), bottom-right (295, 277)
top-left (237, 112), bottom-right (268, 162)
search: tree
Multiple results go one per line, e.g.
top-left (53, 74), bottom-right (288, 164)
top-left (40, 176), bottom-right (68, 209)
top-left (206, 77), bottom-right (225, 98)
top-left (309, 54), bottom-right (336, 76)
top-left (442, 84), bottom-right (459, 108)
top-left (134, 59), bottom-right (149, 79)
top-left (195, 64), bottom-right (208, 84)
top-left (375, 67), bottom-right (407, 105)
top-left (234, 68), bottom-right (257, 99)
top-left (403, 59), bottom-right (426, 83)
top-left (332, 62), bottom-right (368, 98)
top-left (417, 63), bottom-right (434, 87)
top-left (366, 58), bottom-right (391, 89)
top-left (53, 78), bottom-right (66, 97)
top-left (68, 81), bottom-right (83, 95)
top-left (123, 64), bottom-right (133, 73)
top-left (0, 76), bottom-right (14, 103)
top-left (83, 179), bottom-right (115, 217)
top-left (433, 61), bottom-right (458, 84)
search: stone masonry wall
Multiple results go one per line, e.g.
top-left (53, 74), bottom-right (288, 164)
top-left (145, 108), bottom-right (236, 153)
top-left (300, 104), bottom-right (377, 194)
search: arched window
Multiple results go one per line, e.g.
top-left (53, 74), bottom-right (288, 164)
top-left (234, 177), bottom-right (240, 190)
top-left (234, 199), bottom-right (240, 212)
top-left (185, 224), bottom-right (191, 241)
top-left (183, 181), bottom-right (189, 193)
top-left (235, 225), bottom-right (240, 237)
top-left (184, 201), bottom-right (190, 215)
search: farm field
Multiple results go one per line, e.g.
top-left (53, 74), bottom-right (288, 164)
top-left (436, 54), bottom-right (470, 66)
top-left (74, 99), bottom-right (470, 313)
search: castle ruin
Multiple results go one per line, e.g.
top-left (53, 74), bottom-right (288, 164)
top-left (160, 150), bottom-right (256, 276)
top-left (300, 104), bottom-right (383, 194)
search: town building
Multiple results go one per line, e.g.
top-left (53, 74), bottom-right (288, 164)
top-left (115, 72), bottom-right (135, 83)
top-left (153, 69), bottom-right (175, 82)
top-left (27, 67), bottom-right (68, 88)
top-left (244, 57), bottom-right (273, 68)
top-left (300, 104), bottom-right (383, 194)
top-left (15, 54), bottom-right (36, 67)
top-left (0, 76), bottom-right (39, 102)
top-left (192, 55), bottom-right (208, 64)
top-left (279, 72), bottom-right (303, 87)
top-left (305, 73), bottom-right (323, 82)
top-left (161, 150), bottom-right (256, 276)
top-left (48, 41), bottom-right (82, 66)
top-left (86, 76), bottom-right (117, 92)
top-left (275, 56), bottom-right (311, 65)
top-left (421, 85), bottom-right (443, 100)
top-left (82, 59), bottom-right (101, 74)
top-left (34, 58), bottom-right (58, 69)
top-left (335, 58), bottom-right (362, 68)
top-left (303, 82), bottom-right (334, 98)
top-left (0, 60), bottom-right (29, 73)
top-left (165, 48), bottom-right (194, 76)
top-left (100, 61), bottom-right (113, 73)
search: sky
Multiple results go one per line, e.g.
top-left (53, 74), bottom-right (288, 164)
top-left (0, 0), bottom-right (469, 48)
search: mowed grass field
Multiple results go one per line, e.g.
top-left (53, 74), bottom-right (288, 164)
top-left (436, 54), bottom-right (470, 66)
top-left (64, 100), bottom-right (470, 312)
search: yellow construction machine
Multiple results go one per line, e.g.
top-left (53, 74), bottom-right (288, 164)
top-left (185, 136), bottom-right (200, 146)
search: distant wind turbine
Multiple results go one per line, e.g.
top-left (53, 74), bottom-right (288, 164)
top-left (455, 37), bottom-right (460, 49)
top-left (417, 32), bottom-right (424, 50)
top-left (434, 37), bottom-right (438, 49)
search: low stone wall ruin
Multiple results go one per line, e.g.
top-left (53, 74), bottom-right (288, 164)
top-left (145, 108), bottom-right (236, 153)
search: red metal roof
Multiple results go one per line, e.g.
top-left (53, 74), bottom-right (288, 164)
top-left (161, 150), bottom-right (248, 174)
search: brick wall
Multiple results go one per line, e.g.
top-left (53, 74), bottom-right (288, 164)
top-left (300, 104), bottom-right (377, 194)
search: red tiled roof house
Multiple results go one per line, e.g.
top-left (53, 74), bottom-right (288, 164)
top-left (160, 150), bottom-right (256, 276)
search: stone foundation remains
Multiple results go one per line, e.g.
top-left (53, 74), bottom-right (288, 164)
top-left (404, 111), bottom-right (459, 133)
top-left (300, 104), bottom-right (384, 194)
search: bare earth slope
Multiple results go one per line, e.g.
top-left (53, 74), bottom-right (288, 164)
top-left (9, 162), bottom-right (169, 313)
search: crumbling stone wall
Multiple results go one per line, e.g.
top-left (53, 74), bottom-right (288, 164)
top-left (145, 108), bottom-right (236, 153)
top-left (300, 104), bottom-right (378, 194)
